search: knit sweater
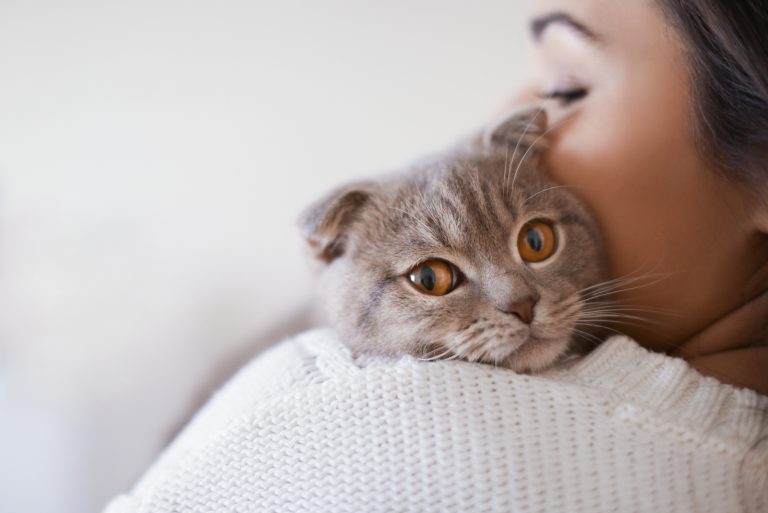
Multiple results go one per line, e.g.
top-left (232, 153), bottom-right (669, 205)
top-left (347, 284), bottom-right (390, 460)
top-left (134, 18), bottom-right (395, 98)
top-left (104, 328), bottom-right (768, 513)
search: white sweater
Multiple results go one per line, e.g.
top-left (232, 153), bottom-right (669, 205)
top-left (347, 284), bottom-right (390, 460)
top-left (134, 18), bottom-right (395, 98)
top-left (104, 329), bottom-right (768, 513)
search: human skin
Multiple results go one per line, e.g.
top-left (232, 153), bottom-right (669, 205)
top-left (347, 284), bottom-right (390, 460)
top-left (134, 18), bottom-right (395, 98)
top-left (508, 0), bottom-right (768, 393)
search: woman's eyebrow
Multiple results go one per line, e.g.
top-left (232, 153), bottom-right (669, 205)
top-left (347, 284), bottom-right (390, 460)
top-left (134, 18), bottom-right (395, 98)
top-left (530, 12), bottom-right (601, 43)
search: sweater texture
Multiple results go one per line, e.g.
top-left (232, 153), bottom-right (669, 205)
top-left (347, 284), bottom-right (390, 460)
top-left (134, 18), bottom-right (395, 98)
top-left (104, 328), bottom-right (768, 513)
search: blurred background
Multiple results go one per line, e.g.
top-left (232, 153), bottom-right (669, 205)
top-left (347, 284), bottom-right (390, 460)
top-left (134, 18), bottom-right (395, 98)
top-left (0, 1), bottom-right (527, 511)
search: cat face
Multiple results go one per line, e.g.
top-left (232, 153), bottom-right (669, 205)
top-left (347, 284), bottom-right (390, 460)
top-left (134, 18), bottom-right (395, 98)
top-left (301, 108), bottom-right (610, 372)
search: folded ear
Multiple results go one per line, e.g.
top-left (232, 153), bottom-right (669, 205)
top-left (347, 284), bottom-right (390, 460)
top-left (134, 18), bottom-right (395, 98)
top-left (298, 182), bottom-right (377, 263)
top-left (483, 105), bottom-right (548, 151)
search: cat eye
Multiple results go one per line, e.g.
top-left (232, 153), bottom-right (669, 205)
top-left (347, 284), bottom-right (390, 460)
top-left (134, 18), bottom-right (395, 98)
top-left (517, 221), bottom-right (557, 263)
top-left (408, 259), bottom-right (460, 296)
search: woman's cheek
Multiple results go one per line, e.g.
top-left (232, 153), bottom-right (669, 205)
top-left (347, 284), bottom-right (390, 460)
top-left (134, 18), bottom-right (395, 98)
top-left (541, 103), bottom-right (680, 277)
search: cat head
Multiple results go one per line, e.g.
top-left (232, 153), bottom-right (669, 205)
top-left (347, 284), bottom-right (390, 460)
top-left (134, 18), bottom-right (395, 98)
top-left (299, 107), bottom-right (610, 372)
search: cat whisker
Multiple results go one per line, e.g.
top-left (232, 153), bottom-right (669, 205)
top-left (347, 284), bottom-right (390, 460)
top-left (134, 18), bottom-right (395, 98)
top-left (578, 300), bottom-right (681, 314)
top-left (578, 305), bottom-right (658, 316)
top-left (560, 294), bottom-right (681, 331)
top-left (465, 336), bottom-right (490, 363)
top-left (418, 344), bottom-right (456, 362)
top-left (579, 270), bottom-right (671, 297)
top-left (442, 350), bottom-right (463, 362)
top-left (577, 258), bottom-right (666, 296)
top-left (419, 347), bottom-right (459, 362)
top-left (570, 328), bottom-right (604, 347)
top-left (556, 276), bottom-right (683, 342)
top-left (575, 313), bottom-right (672, 331)
top-left (417, 343), bottom-right (462, 362)
top-left (506, 103), bottom-right (548, 196)
top-left (447, 332), bottom-right (477, 362)
top-left (571, 320), bottom-right (622, 335)
top-left (502, 145), bottom-right (511, 199)
top-left (579, 307), bottom-right (682, 321)
top-left (522, 184), bottom-right (577, 206)
top-left (549, 305), bottom-right (577, 322)
top-left (578, 273), bottom-right (646, 295)
top-left (509, 109), bottom-right (576, 196)
top-left (579, 312), bottom-right (650, 323)
top-left (580, 273), bottom-right (677, 303)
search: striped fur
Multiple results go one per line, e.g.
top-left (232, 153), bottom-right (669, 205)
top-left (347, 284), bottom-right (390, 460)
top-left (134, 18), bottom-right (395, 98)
top-left (300, 108), bottom-right (609, 372)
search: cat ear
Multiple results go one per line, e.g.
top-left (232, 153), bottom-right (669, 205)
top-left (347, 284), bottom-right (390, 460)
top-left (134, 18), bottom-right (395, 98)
top-left (483, 106), bottom-right (548, 150)
top-left (299, 182), bottom-right (377, 263)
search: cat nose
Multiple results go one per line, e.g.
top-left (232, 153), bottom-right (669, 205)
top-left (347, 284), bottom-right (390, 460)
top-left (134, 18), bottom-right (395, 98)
top-left (499, 297), bottom-right (537, 324)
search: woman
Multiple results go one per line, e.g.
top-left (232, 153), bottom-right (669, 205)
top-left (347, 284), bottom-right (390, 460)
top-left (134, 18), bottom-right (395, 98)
top-left (105, 1), bottom-right (767, 511)
top-left (516, 0), bottom-right (768, 395)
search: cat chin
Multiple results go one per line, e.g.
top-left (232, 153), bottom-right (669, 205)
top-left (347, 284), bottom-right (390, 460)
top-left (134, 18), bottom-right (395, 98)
top-left (499, 336), bottom-right (571, 373)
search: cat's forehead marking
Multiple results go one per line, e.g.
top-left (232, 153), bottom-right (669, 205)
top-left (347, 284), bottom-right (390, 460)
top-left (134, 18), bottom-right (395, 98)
top-left (395, 158), bottom-right (525, 260)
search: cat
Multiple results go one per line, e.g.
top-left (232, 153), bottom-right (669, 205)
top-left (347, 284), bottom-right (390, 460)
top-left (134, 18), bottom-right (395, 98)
top-left (299, 107), bottom-right (610, 373)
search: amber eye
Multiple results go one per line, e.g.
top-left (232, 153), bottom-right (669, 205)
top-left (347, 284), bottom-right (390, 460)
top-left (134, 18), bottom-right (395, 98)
top-left (408, 259), bottom-right (460, 296)
top-left (517, 221), bottom-right (557, 263)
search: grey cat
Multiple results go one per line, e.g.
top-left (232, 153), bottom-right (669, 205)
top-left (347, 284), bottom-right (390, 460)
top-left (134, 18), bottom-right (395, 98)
top-left (299, 107), bottom-right (610, 373)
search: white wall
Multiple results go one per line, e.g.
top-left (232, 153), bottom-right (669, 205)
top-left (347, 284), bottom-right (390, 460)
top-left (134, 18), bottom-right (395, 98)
top-left (0, 1), bottom-right (528, 511)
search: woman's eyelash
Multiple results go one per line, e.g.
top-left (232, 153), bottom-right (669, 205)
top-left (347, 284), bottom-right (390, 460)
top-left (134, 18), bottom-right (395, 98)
top-left (538, 88), bottom-right (588, 105)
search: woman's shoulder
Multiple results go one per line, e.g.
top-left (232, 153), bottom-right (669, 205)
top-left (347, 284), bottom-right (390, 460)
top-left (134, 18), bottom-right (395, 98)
top-left (547, 335), bottom-right (768, 448)
top-left (105, 329), bottom-right (768, 513)
top-left (238, 329), bottom-right (768, 453)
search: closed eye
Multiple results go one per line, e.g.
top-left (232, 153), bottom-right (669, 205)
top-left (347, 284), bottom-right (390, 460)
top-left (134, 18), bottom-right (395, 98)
top-left (538, 87), bottom-right (588, 106)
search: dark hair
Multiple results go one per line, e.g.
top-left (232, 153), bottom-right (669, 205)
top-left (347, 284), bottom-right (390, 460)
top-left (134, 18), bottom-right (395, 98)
top-left (658, 0), bottom-right (768, 194)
